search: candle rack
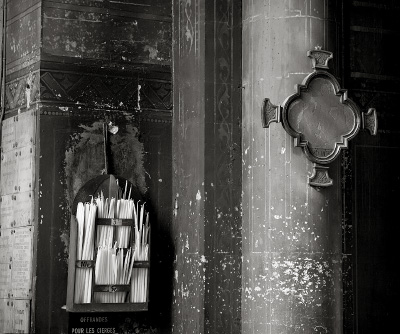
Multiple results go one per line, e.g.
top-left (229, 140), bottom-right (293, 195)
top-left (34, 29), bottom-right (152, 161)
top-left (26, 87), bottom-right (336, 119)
top-left (66, 175), bottom-right (150, 312)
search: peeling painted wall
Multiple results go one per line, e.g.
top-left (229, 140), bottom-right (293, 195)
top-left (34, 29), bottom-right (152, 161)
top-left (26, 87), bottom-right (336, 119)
top-left (64, 120), bottom-right (146, 205)
top-left (42, 0), bottom-right (171, 67)
top-left (171, 1), bottom-right (242, 333)
top-left (6, 0), bottom-right (41, 75)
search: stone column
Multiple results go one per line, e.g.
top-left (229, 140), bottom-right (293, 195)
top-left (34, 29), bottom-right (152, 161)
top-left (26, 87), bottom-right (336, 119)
top-left (242, 1), bottom-right (343, 333)
top-left (172, 1), bottom-right (242, 333)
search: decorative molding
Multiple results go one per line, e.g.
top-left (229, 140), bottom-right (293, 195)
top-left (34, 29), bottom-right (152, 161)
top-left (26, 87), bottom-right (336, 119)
top-left (38, 104), bottom-right (172, 123)
top-left (307, 49), bottom-right (333, 70)
top-left (261, 98), bottom-right (280, 128)
top-left (309, 164), bottom-right (333, 188)
top-left (40, 70), bottom-right (172, 113)
top-left (362, 108), bottom-right (378, 135)
top-left (182, 1), bottom-right (194, 56)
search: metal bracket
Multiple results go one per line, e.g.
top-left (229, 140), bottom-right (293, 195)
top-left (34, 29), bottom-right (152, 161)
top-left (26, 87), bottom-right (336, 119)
top-left (362, 107), bottom-right (378, 135)
top-left (309, 164), bottom-right (333, 188)
top-left (261, 98), bottom-right (281, 128)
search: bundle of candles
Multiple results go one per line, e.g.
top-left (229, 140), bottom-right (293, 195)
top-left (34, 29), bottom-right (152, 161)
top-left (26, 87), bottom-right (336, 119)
top-left (74, 181), bottom-right (150, 304)
top-left (74, 201), bottom-right (97, 303)
top-left (131, 206), bottom-right (150, 303)
top-left (95, 189), bottom-right (135, 248)
top-left (94, 245), bottom-right (135, 303)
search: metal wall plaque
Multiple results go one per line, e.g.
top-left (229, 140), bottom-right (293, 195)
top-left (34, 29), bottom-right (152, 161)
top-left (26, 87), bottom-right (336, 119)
top-left (0, 229), bottom-right (12, 299)
top-left (0, 299), bottom-right (13, 333)
top-left (11, 227), bottom-right (33, 299)
top-left (1, 117), bottom-right (16, 154)
top-left (0, 228), bottom-right (13, 299)
top-left (11, 299), bottom-right (30, 333)
top-left (0, 263), bottom-right (12, 298)
top-left (14, 191), bottom-right (34, 227)
top-left (17, 145), bottom-right (35, 193)
top-left (0, 230), bottom-right (12, 264)
top-left (0, 194), bottom-right (14, 229)
top-left (262, 48), bottom-right (377, 187)
top-left (1, 150), bottom-right (18, 195)
top-left (15, 111), bottom-right (36, 148)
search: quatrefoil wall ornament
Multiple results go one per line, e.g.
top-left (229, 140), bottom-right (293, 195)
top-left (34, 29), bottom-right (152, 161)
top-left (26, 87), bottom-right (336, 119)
top-left (262, 49), bottom-right (378, 188)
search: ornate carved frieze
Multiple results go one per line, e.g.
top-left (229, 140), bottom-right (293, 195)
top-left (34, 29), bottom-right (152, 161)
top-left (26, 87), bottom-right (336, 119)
top-left (40, 70), bottom-right (172, 114)
top-left (262, 48), bottom-right (378, 188)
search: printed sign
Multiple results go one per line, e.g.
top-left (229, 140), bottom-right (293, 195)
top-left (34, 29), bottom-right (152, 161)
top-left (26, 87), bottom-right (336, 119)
top-left (12, 299), bottom-right (30, 333)
top-left (69, 314), bottom-right (156, 334)
top-left (69, 315), bottom-right (117, 334)
top-left (1, 117), bottom-right (16, 153)
top-left (0, 194), bottom-right (14, 229)
top-left (0, 263), bottom-right (12, 298)
top-left (0, 299), bottom-right (12, 334)
top-left (15, 111), bottom-right (36, 148)
top-left (17, 145), bottom-right (35, 193)
top-left (1, 150), bottom-right (18, 195)
top-left (11, 227), bottom-right (33, 298)
top-left (14, 191), bottom-right (34, 227)
top-left (0, 230), bottom-right (12, 263)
